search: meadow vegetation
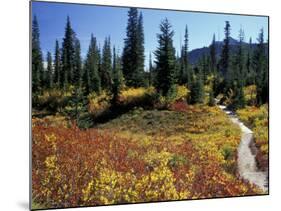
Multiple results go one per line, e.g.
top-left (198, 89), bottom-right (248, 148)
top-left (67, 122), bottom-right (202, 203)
top-left (32, 97), bottom-right (262, 209)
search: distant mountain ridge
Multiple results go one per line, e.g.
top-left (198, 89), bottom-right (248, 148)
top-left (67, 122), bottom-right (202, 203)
top-left (188, 37), bottom-right (267, 65)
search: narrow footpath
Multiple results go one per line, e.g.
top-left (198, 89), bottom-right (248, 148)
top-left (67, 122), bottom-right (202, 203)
top-left (218, 105), bottom-right (268, 192)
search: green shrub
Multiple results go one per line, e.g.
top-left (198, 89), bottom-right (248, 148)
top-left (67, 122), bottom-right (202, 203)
top-left (168, 154), bottom-right (188, 168)
top-left (221, 145), bottom-right (234, 160)
top-left (77, 113), bottom-right (94, 129)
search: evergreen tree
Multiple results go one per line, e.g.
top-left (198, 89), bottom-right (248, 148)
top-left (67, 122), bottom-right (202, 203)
top-left (263, 44), bottom-right (269, 104)
top-left (83, 34), bottom-right (101, 94)
top-left (32, 15), bottom-right (44, 93)
top-left (100, 37), bottom-right (112, 90)
top-left (123, 8), bottom-right (145, 87)
top-left (246, 37), bottom-right (255, 85)
top-left (178, 25), bottom-right (191, 86)
top-left (179, 47), bottom-right (186, 85)
top-left (210, 34), bottom-right (222, 96)
top-left (112, 46), bottom-right (123, 105)
top-left (98, 44), bottom-right (102, 87)
top-left (189, 71), bottom-right (204, 104)
top-left (219, 21), bottom-right (231, 88)
top-left (76, 89), bottom-right (93, 129)
top-left (53, 40), bottom-right (61, 87)
top-left (73, 37), bottom-right (82, 86)
top-left (46, 51), bottom-right (53, 89)
top-left (229, 28), bottom-right (246, 110)
top-left (154, 18), bottom-right (177, 97)
top-left (174, 51), bottom-right (180, 84)
top-left (67, 86), bottom-right (92, 129)
top-left (253, 28), bottom-right (268, 105)
top-left (135, 12), bottom-right (145, 86)
top-left (236, 28), bottom-right (246, 86)
top-left (210, 34), bottom-right (217, 73)
top-left (231, 82), bottom-right (245, 110)
top-left (213, 71), bottom-right (221, 97)
top-left (199, 53), bottom-right (209, 84)
top-left (123, 8), bottom-right (138, 86)
top-left (61, 16), bottom-right (75, 88)
top-left (148, 52), bottom-right (153, 86)
top-left (208, 84), bottom-right (215, 106)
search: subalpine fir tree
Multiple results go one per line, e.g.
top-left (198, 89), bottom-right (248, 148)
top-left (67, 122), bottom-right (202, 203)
top-left (179, 25), bottom-right (191, 86)
top-left (154, 18), bottom-right (177, 97)
top-left (175, 51), bottom-right (181, 84)
top-left (61, 16), bottom-right (76, 88)
top-left (135, 12), bottom-right (145, 87)
top-left (253, 28), bottom-right (268, 105)
top-left (236, 28), bottom-right (246, 87)
top-left (73, 38), bottom-right (82, 86)
top-left (123, 8), bottom-right (145, 87)
top-left (97, 44), bottom-right (102, 87)
top-left (219, 21), bottom-right (231, 91)
top-left (189, 71), bottom-right (204, 104)
top-left (46, 51), bottom-right (53, 89)
top-left (212, 71), bottom-right (221, 97)
top-left (199, 54), bottom-right (209, 84)
top-left (148, 52), bottom-right (153, 86)
top-left (32, 15), bottom-right (44, 93)
top-left (83, 34), bottom-right (101, 94)
top-left (66, 37), bottom-right (84, 126)
top-left (53, 40), bottom-right (61, 87)
top-left (112, 47), bottom-right (123, 105)
top-left (263, 44), bottom-right (269, 104)
top-left (212, 42), bottom-right (223, 97)
top-left (179, 47), bottom-right (186, 85)
top-left (123, 8), bottom-right (138, 86)
top-left (100, 37), bottom-right (112, 90)
top-left (208, 84), bottom-right (216, 106)
top-left (231, 80), bottom-right (245, 110)
top-left (229, 28), bottom-right (246, 110)
top-left (76, 88), bottom-right (93, 129)
top-left (210, 34), bottom-right (217, 73)
top-left (246, 37), bottom-right (255, 85)
top-left (67, 86), bottom-right (92, 129)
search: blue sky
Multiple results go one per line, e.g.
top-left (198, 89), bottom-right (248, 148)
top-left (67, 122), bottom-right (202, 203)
top-left (32, 1), bottom-right (268, 68)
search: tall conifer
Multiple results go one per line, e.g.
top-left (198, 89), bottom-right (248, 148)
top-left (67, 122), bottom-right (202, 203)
top-left (83, 34), bottom-right (101, 94)
top-left (46, 51), bottom-right (53, 89)
top-left (253, 28), bottom-right (268, 105)
top-left (135, 12), bottom-right (145, 86)
top-left (154, 18), bottom-right (177, 97)
top-left (100, 37), bottom-right (112, 90)
top-left (123, 8), bottom-right (145, 87)
top-left (53, 40), bottom-right (61, 87)
top-left (220, 21), bottom-right (231, 78)
top-left (73, 38), bottom-right (82, 86)
top-left (112, 47), bottom-right (123, 105)
top-left (210, 34), bottom-right (217, 73)
top-left (61, 16), bottom-right (75, 87)
top-left (32, 15), bottom-right (44, 93)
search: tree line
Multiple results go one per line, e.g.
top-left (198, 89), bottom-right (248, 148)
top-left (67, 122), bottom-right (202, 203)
top-left (32, 8), bottom-right (268, 111)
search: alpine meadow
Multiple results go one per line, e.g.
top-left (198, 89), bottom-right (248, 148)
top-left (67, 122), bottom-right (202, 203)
top-left (31, 2), bottom-right (269, 210)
